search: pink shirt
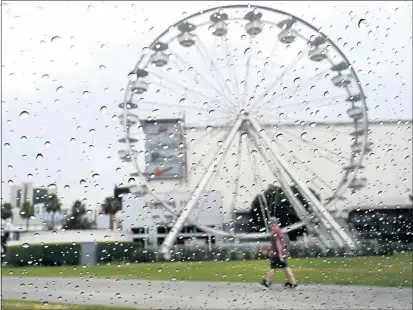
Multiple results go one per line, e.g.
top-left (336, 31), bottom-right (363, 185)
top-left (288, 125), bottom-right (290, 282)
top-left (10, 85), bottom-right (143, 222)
top-left (269, 224), bottom-right (288, 260)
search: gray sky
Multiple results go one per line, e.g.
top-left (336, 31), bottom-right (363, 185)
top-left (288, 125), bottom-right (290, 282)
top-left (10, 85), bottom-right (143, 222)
top-left (2, 1), bottom-right (412, 211)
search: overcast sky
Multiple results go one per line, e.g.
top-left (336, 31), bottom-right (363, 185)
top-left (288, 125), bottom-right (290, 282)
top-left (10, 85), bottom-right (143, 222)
top-left (1, 1), bottom-right (412, 212)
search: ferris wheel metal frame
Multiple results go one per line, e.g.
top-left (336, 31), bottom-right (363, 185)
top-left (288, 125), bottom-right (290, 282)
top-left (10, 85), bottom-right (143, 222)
top-left (119, 4), bottom-right (370, 259)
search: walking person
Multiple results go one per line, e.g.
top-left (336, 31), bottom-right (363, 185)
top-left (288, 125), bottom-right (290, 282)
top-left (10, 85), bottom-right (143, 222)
top-left (259, 217), bottom-right (298, 289)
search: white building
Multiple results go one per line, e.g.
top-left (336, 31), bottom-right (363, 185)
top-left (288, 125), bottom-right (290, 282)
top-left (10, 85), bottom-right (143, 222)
top-left (121, 190), bottom-right (223, 248)
top-left (119, 119), bottom-right (412, 246)
top-left (142, 120), bottom-right (412, 215)
top-left (5, 183), bottom-right (64, 231)
top-left (9, 182), bottom-right (58, 209)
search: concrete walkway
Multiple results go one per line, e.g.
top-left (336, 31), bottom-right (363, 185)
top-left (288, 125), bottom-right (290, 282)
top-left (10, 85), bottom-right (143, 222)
top-left (2, 277), bottom-right (412, 309)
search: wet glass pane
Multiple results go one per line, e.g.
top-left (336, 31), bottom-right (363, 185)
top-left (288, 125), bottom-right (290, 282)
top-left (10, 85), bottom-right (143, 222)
top-left (2, 1), bottom-right (412, 309)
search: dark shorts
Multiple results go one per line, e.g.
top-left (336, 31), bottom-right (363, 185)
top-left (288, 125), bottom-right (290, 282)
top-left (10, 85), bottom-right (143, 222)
top-left (270, 258), bottom-right (288, 269)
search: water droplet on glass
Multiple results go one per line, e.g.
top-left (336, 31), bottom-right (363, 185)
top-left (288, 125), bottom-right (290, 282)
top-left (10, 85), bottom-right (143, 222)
top-left (44, 141), bottom-right (51, 147)
top-left (70, 138), bottom-right (76, 143)
top-left (56, 86), bottom-right (63, 93)
top-left (51, 36), bottom-right (61, 43)
top-left (4, 143), bottom-right (10, 148)
top-left (244, 47), bottom-right (251, 56)
top-left (27, 174), bottom-right (33, 179)
top-left (42, 74), bottom-right (49, 80)
top-left (128, 178), bottom-right (135, 184)
top-left (89, 129), bottom-right (95, 135)
top-left (92, 173), bottom-right (100, 179)
top-left (358, 19), bottom-right (367, 28)
top-left (301, 132), bottom-right (307, 139)
top-left (99, 65), bottom-right (106, 71)
top-left (80, 179), bottom-right (86, 185)
top-left (83, 91), bottom-right (90, 97)
top-left (36, 153), bottom-right (43, 160)
top-left (100, 106), bottom-right (108, 114)
top-left (293, 77), bottom-right (301, 84)
top-left (22, 243), bottom-right (30, 248)
top-left (64, 185), bottom-right (70, 189)
top-left (19, 111), bottom-right (29, 119)
top-left (21, 136), bottom-right (28, 142)
top-left (276, 133), bottom-right (283, 139)
top-left (48, 184), bottom-right (56, 189)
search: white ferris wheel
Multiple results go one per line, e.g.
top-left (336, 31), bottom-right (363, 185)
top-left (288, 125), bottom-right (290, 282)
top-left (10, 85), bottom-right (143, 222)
top-left (119, 5), bottom-right (370, 259)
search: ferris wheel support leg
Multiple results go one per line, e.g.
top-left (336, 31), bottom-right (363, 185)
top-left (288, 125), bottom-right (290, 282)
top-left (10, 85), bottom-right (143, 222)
top-left (160, 116), bottom-right (246, 258)
top-left (247, 128), bottom-right (330, 251)
top-left (248, 118), bottom-right (356, 251)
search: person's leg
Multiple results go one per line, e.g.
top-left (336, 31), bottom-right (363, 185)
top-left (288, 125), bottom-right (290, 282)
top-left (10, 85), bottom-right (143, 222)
top-left (284, 267), bottom-right (297, 285)
top-left (266, 268), bottom-right (275, 286)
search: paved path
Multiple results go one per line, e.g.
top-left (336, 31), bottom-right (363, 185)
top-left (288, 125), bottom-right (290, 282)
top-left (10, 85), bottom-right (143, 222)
top-left (2, 277), bottom-right (412, 309)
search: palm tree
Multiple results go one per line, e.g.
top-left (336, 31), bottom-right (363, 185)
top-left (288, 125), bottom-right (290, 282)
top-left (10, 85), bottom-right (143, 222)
top-left (20, 201), bottom-right (35, 231)
top-left (1, 202), bottom-right (13, 221)
top-left (64, 200), bottom-right (93, 230)
top-left (101, 196), bottom-right (121, 230)
top-left (44, 194), bottom-right (62, 229)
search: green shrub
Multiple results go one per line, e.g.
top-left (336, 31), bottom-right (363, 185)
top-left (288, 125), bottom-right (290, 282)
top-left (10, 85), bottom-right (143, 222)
top-left (42, 243), bottom-right (80, 266)
top-left (96, 242), bottom-right (143, 263)
top-left (129, 248), bottom-right (155, 263)
top-left (5, 243), bottom-right (80, 267)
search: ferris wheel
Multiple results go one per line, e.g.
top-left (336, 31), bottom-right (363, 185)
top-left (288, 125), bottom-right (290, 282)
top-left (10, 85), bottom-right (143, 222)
top-left (119, 5), bottom-right (370, 258)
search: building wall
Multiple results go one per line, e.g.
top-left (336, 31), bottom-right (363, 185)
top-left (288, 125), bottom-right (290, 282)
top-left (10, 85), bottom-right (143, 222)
top-left (121, 190), bottom-right (223, 245)
top-left (9, 182), bottom-right (58, 209)
top-left (6, 229), bottom-right (132, 247)
top-left (143, 121), bottom-right (412, 219)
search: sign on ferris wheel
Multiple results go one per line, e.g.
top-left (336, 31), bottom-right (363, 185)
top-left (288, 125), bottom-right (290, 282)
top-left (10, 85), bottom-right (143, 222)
top-left (141, 118), bottom-right (187, 180)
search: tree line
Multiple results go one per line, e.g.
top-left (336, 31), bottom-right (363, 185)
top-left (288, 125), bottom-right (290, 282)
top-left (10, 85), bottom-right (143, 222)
top-left (2, 184), bottom-right (320, 236)
top-left (1, 194), bottom-right (121, 231)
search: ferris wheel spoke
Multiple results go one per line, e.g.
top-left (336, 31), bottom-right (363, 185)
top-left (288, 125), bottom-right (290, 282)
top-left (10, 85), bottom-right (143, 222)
top-left (271, 136), bottom-right (336, 194)
top-left (191, 114), bottom-right (237, 128)
top-left (252, 67), bottom-right (332, 116)
top-left (168, 47), bottom-right (236, 112)
top-left (248, 49), bottom-right (307, 114)
top-left (258, 35), bottom-right (280, 87)
top-left (188, 127), bottom-right (225, 151)
top-left (273, 67), bottom-right (332, 101)
top-left (228, 132), bottom-right (243, 221)
top-left (152, 128), bottom-right (228, 202)
top-left (255, 94), bottom-right (347, 116)
top-left (147, 71), bottom-right (231, 114)
top-left (137, 100), bottom-right (230, 115)
top-left (245, 136), bottom-right (271, 232)
top-left (242, 37), bottom-right (253, 109)
top-left (195, 39), bottom-right (237, 105)
top-left (260, 117), bottom-right (316, 126)
top-left (278, 128), bottom-right (350, 164)
top-left (221, 36), bottom-right (242, 102)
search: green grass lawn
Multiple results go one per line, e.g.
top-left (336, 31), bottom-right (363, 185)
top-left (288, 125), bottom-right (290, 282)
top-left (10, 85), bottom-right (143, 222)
top-left (3, 253), bottom-right (412, 287)
top-left (1, 300), bottom-right (137, 310)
